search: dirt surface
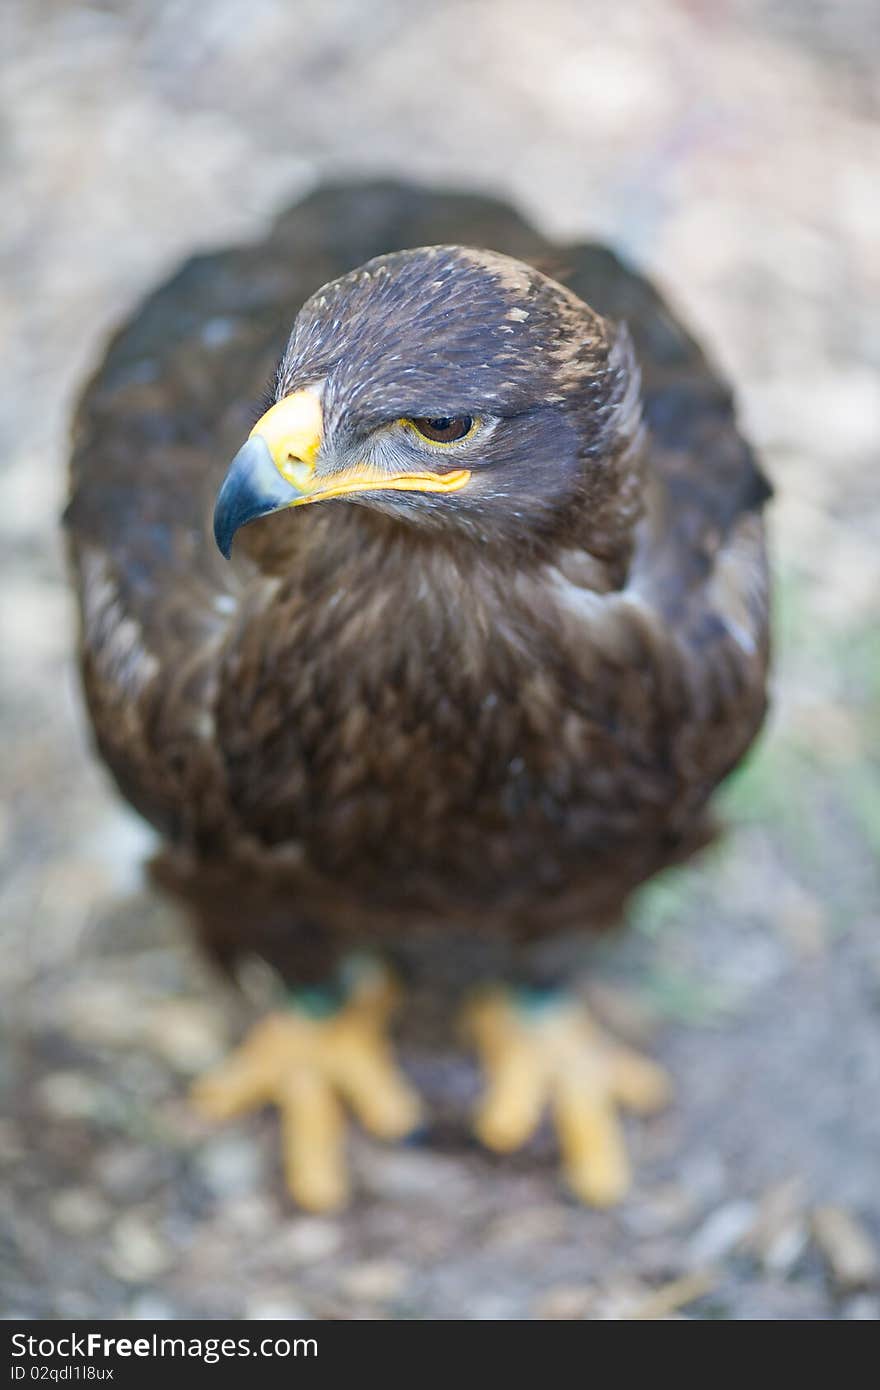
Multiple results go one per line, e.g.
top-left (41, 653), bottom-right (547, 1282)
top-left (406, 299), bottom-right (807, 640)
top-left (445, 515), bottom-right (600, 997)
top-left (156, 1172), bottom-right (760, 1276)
top-left (2, 0), bottom-right (879, 1320)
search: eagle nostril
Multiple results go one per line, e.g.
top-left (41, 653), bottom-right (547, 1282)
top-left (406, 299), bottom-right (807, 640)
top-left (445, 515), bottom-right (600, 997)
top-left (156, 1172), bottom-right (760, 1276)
top-left (283, 458), bottom-right (316, 491)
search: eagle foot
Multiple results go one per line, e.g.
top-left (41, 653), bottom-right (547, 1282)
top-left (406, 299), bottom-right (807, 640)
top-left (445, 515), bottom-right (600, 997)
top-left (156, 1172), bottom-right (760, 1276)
top-left (192, 957), bottom-right (422, 1211)
top-left (463, 987), bottom-right (671, 1206)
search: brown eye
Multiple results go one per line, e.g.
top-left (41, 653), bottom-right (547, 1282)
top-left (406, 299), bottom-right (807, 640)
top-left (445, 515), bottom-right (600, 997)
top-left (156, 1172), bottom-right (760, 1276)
top-left (409, 415), bottom-right (474, 444)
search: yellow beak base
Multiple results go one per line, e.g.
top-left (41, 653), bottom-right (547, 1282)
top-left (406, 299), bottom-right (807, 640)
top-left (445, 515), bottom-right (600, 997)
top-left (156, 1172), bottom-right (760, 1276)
top-left (250, 390), bottom-right (325, 492)
top-left (249, 391), bottom-right (471, 506)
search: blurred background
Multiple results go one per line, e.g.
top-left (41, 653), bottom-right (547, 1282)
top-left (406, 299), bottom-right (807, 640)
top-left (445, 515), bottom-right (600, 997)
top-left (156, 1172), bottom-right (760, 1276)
top-left (2, 0), bottom-right (879, 1320)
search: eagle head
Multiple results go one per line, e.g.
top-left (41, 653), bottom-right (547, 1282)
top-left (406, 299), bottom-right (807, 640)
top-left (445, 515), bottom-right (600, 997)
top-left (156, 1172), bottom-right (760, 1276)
top-left (214, 246), bottom-right (643, 563)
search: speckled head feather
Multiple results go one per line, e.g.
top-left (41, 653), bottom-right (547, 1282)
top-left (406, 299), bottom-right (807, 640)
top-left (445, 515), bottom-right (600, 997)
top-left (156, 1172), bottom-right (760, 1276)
top-left (268, 246), bottom-right (645, 563)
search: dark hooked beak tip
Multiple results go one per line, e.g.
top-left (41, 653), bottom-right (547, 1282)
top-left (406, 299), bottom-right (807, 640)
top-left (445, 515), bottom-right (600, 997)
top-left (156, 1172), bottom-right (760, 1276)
top-left (213, 435), bottom-right (304, 559)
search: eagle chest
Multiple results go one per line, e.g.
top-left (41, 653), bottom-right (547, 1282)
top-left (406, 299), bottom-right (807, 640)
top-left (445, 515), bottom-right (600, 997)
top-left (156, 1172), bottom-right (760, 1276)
top-left (212, 578), bottom-right (670, 872)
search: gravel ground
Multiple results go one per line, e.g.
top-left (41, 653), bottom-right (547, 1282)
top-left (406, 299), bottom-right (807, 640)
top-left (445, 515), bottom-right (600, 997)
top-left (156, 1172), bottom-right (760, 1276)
top-left (2, 0), bottom-right (879, 1320)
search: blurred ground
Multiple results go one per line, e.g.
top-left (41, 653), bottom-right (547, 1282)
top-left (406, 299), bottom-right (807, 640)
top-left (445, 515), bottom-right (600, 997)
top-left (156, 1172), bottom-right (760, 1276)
top-left (2, 0), bottom-right (879, 1321)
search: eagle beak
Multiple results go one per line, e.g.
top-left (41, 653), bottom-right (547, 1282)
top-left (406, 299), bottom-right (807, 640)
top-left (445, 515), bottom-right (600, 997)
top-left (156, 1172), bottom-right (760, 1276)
top-left (213, 390), bottom-right (324, 558)
top-left (213, 386), bottom-right (473, 559)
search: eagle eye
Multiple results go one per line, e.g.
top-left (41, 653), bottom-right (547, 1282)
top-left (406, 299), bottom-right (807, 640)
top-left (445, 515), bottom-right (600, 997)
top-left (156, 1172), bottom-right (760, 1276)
top-left (406, 415), bottom-right (475, 445)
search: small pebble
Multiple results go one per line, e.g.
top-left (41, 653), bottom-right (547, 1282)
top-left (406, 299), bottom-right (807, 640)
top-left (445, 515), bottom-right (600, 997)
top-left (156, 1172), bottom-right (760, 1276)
top-left (811, 1205), bottom-right (879, 1293)
top-left (466, 1292), bottom-right (518, 1319)
top-left (338, 1259), bottom-right (408, 1304)
top-left (245, 1290), bottom-right (311, 1320)
top-left (532, 1284), bottom-right (597, 1319)
top-left (63, 980), bottom-right (146, 1047)
top-left (93, 1144), bottom-right (158, 1199)
top-left (49, 1188), bottom-right (109, 1236)
top-left (129, 1294), bottom-right (177, 1321)
top-left (748, 1179), bottom-right (808, 1274)
top-left (485, 1204), bottom-right (568, 1248)
top-left (688, 1200), bottom-right (755, 1264)
top-left (625, 1269), bottom-right (716, 1321)
top-left (198, 1134), bottom-right (264, 1198)
top-left (219, 1194), bottom-right (279, 1237)
top-left (590, 1278), bottom-right (654, 1320)
top-left (624, 1184), bottom-right (695, 1238)
top-left (273, 1217), bottom-right (344, 1264)
top-left (105, 1212), bottom-right (172, 1282)
top-left (38, 1072), bottom-right (106, 1120)
top-left (146, 999), bottom-right (228, 1073)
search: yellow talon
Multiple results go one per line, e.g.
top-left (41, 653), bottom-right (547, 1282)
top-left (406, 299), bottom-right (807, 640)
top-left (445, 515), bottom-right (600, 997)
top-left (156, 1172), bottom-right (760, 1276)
top-left (192, 961), bottom-right (422, 1211)
top-left (464, 988), bottom-right (671, 1206)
